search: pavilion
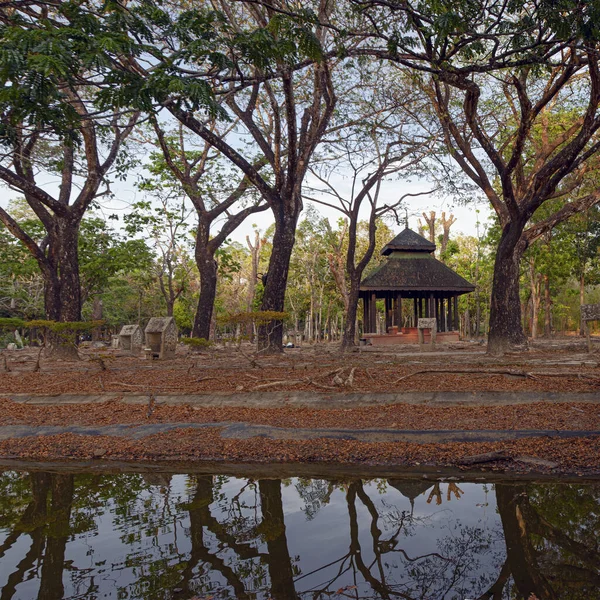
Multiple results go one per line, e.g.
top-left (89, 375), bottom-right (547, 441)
top-left (359, 228), bottom-right (475, 345)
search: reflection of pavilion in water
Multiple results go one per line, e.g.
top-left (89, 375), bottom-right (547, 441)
top-left (0, 473), bottom-right (599, 600)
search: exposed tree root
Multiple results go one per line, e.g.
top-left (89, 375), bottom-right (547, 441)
top-left (394, 368), bottom-right (600, 384)
top-left (394, 368), bottom-right (537, 383)
top-left (252, 380), bottom-right (305, 391)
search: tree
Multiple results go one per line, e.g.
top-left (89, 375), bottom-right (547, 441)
top-left (78, 217), bottom-right (154, 333)
top-left (0, 2), bottom-right (139, 355)
top-left (94, 0), bottom-right (339, 352)
top-left (0, 200), bottom-right (44, 319)
top-left (287, 209), bottom-right (336, 343)
top-left (353, 0), bottom-right (600, 353)
top-left (143, 120), bottom-right (269, 338)
top-left (305, 65), bottom-right (437, 349)
top-left (124, 195), bottom-right (194, 318)
top-left (561, 206), bottom-right (600, 334)
top-left (245, 228), bottom-right (266, 339)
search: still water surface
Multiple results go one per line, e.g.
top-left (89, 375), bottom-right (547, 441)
top-left (0, 470), bottom-right (598, 599)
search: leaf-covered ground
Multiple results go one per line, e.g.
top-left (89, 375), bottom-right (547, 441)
top-left (0, 429), bottom-right (598, 476)
top-left (0, 342), bottom-right (599, 474)
top-left (0, 399), bottom-right (597, 431)
top-left (0, 342), bottom-right (598, 395)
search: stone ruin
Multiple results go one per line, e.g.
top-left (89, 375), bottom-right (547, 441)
top-left (417, 317), bottom-right (437, 350)
top-left (118, 324), bottom-right (143, 354)
top-left (144, 317), bottom-right (178, 360)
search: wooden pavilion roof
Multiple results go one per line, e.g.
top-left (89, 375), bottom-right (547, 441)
top-left (360, 228), bottom-right (475, 294)
top-left (381, 227), bottom-right (436, 255)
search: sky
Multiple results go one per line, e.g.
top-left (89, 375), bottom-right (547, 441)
top-left (54, 168), bottom-right (492, 248)
top-left (0, 144), bottom-right (493, 250)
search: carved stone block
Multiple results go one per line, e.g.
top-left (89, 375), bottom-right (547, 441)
top-left (581, 304), bottom-right (600, 322)
top-left (417, 318), bottom-right (437, 347)
top-left (144, 317), bottom-right (178, 360)
top-left (118, 324), bottom-right (143, 354)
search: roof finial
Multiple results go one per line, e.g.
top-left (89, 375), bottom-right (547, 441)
top-left (404, 208), bottom-right (409, 230)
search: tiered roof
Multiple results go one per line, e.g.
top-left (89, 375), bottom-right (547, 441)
top-left (360, 228), bottom-right (475, 293)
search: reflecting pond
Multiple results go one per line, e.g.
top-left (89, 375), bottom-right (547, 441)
top-left (0, 469), bottom-right (598, 599)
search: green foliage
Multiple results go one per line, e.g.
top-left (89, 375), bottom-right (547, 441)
top-left (216, 242), bottom-right (244, 281)
top-left (181, 337), bottom-right (213, 348)
top-left (0, 318), bottom-right (25, 331)
top-left (79, 217), bottom-right (154, 301)
top-left (26, 320), bottom-right (103, 333)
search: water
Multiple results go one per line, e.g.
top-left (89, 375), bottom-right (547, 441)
top-left (0, 469), bottom-right (598, 599)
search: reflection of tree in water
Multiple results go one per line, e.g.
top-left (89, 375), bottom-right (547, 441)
top-left (1, 473), bottom-right (600, 600)
top-left (294, 479), bottom-right (335, 521)
top-left (0, 472), bottom-right (74, 600)
top-left (297, 479), bottom-right (502, 600)
top-left (496, 483), bottom-right (600, 600)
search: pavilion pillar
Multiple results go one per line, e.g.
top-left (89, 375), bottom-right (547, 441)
top-left (362, 296), bottom-right (368, 334)
top-left (413, 297), bottom-right (418, 326)
top-left (430, 293), bottom-right (435, 320)
top-left (395, 294), bottom-right (402, 330)
top-left (447, 296), bottom-right (452, 331)
top-left (370, 292), bottom-right (377, 334)
top-left (441, 298), bottom-right (447, 332)
top-left (385, 294), bottom-right (392, 331)
top-left (453, 295), bottom-right (459, 331)
top-left (441, 298), bottom-right (446, 332)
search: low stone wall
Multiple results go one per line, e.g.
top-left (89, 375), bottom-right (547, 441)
top-left (362, 331), bottom-right (460, 345)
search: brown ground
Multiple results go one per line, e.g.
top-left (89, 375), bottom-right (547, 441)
top-left (0, 340), bottom-right (598, 395)
top-left (0, 429), bottom-right (598, 476)
top-left (0, 398), bottom-right (598, 431)
top-left (0, 340), bottom-right (599, 474)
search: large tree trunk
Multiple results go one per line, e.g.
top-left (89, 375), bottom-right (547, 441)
top-left (38, 474), bottom-right (74, 600)
top-left (258, 479), bottom-right (298, 600)
top-left (487, 222), bottom-right (528, 355)
top-left (45, 220), bottom-right (82, 360)
top-left (55, 221), bottom-right (82, 321)
top-left (340, 278), bottom-right (360, 351)
top-left (495, 484), bottom-right (557, 600)
top-left (193, 257), bottom-right (218, 340)
top-left (193, 222), bottom-right (219, 340)
top-left (258, 210), bottom-right (298, 353)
